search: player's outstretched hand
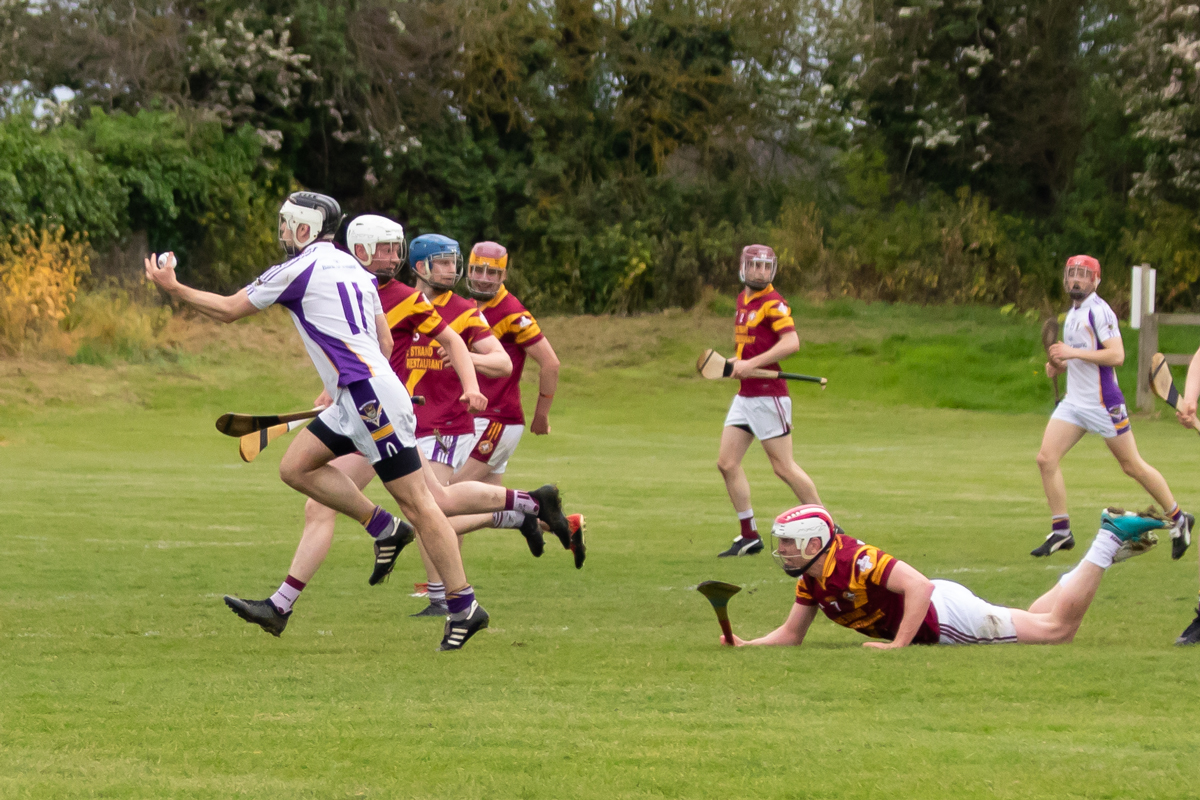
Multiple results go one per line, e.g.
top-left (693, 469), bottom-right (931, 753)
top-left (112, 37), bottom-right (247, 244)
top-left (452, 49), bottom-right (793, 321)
top-left (145, 252), bottom-right (180, 292)
top-left (1178, 399), bottom-right (1198, 430)
top-left (460, 390), bottom-right (488, 414)
top-left (862, 640), bottom-right (906, 650)
top-left (719, 633), bottom-right (747, 646)
top-left (531, 412), bottom-right (551, 435)
top-left (313, 390), bottom-right (333, 410)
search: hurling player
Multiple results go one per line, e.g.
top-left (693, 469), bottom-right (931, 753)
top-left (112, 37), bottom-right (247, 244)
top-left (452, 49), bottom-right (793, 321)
top-left (451, 241), bottom-right (585, 567)
top-left (1033, 255), bottom-right (1191, 560)
top-left (725, 503), bottom-right (1167, 649)
top-left (144, 194), bottom-right (489, 651)
top-left (1169, 341), bottom-right (1200, 645)
top-left (241, 216), bottom-right (567, 632)
top-left (716, 245), bottom-right (821, 558)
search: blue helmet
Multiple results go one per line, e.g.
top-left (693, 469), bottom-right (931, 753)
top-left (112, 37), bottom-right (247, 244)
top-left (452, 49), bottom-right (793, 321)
top-left (409, 233), bottom-right (463, 291)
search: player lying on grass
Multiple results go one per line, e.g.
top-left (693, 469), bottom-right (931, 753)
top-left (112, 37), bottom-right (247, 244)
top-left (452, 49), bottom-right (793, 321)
top-left (716, 244), bottom-right (821, 558)
top-left (1168, 342), bottom-right (1200, 645)
top-left (221, 215), bottom-right (572, 632)
top-left (143, 192), bottom-right (489, 651)
top-left (447, 241), bottom-right (584, 567)
top-left (723, 503), bottom-right (1167, 648)
top-left (1033, 254), bottom-right (1191, 561)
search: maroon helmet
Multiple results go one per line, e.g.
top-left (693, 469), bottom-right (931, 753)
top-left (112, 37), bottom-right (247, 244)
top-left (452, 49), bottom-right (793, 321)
top-left (739, 244), bottom-right (778, 289)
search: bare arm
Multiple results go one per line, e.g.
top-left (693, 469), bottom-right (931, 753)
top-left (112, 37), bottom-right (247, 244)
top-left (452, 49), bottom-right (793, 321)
top-left (729, 602), bottom-right (819, 647)
top-left (144, 254), bottom-right (258, 323)
top-left (730, 330), bottom-right (800, 378)
top-left (469, 335), bottom-right (512, 378)
top-left (1178, 345), bottom-right (1200, 428)
top-left (525, 338), bottom-right (560, 435)
top-left (862, 560), bottom-right (935, 650)
top-left (376, 314), bottom-right (393, 359)
top-left (1049, 336), bottom-right (1124, 368)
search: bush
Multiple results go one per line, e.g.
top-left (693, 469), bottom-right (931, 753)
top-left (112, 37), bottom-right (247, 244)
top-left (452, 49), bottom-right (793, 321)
top-left (63, 289), bottom-right (174, 365)
top-left (0, 225), bottom-right (90, 352)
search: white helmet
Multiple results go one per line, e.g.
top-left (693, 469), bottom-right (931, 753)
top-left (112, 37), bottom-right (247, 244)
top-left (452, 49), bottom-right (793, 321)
top-left (278, 191), bottom-right (341, 257)
top-left (347, 214), bottom-right (406, 279)
top-left (771, 504), bottom-right (837, 576)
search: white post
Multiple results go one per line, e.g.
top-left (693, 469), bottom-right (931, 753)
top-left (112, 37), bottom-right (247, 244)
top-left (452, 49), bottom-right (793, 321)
top-left (1132, 265), bottom-right (1143, 329)
top-left (1146, 265), bottom-right (1156, 315)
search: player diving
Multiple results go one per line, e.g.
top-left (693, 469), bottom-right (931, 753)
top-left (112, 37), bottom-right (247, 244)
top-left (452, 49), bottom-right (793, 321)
top-left (142, 192), bottom-right (495, 650)
top-left (715, 244), bottom-right (822, 558)
top-left (1033, 254), bottom-right (1192, 560)
top-left (723, 503), bottom-right (1170, 649)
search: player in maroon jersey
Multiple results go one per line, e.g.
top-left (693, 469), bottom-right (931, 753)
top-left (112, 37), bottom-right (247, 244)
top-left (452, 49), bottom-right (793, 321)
top-left (716, 245), bottom-right (821, 558)
top-left (228, 217), bottom-right (571, 634)
top-left (724, 504), bottom-right (1166, 649)
top-left (450, 241), bottom-right (585, 567)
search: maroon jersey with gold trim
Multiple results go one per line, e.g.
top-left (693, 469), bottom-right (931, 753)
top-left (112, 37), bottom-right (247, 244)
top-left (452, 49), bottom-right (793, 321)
top-left (475, 286), bottom-right (545, 425)
top-left (395, 290), bottom-right (494, 438)
top-left (378, 280), bottom-right (447, 379)
top-left (795, 533), bottom-right (940, 644)
top-left (735, 284), bottom-right (796, 397)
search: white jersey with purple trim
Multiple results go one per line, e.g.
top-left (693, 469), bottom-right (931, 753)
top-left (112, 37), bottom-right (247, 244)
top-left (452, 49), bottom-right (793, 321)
top-left (245, 242), bottom-right (391, 395)
top-left (1062, 293), bottom-right (1125, 409)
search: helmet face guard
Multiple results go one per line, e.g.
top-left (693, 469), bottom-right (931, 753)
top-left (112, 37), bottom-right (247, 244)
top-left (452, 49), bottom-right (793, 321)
top-left (409, 234), bottom-right (464, 292)
top-left (347, 214), bottom-right (407, 281)
top-left (466, 241), bottom-right (509, 299)
top-left (740, 244), bottom-right (778, 290)
top-left (278, 192), bottom-right (342, 257)
top-left (1063, 255), bottom-right (1101, 301)
top-left (771, 505), bottom-right (836, 578)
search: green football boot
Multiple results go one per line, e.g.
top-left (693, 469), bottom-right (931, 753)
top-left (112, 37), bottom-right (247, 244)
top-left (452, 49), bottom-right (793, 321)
top-left (1101, 507), bottom-right (1166, 563)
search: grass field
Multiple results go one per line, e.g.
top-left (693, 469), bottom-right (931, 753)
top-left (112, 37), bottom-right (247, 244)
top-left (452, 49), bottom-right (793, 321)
top-left (4, 300), bottom-right (1200, 799)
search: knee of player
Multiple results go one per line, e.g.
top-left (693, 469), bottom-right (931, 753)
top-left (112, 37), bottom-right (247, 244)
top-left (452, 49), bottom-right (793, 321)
top-left (278, 458), bottom-right (305, 489)
top-left (770, 459), bottom-right (798, 480)
top-left (1118, 458), bottom-right (1143, 478)
top-left (1035, 450), bottom-right (1056, 471)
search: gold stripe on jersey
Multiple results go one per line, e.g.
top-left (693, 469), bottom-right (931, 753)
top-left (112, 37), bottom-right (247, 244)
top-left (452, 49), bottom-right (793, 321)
top-left (370, 423), bottom-right (395, 441)
top-left (386, 291), bottom-right (439, 332)
top-left (405, 370), bottom-right (425, 396)
top-left (492, 311), bottom-right (543, 343)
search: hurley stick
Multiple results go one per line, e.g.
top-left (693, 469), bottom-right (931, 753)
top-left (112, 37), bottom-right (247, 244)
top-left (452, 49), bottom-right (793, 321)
top-left (1150, 353), bottom-right (1200, 437)
top-left (697, 580), bottom-right (742, 645)
top-left (696, 349), bottom-right (827, 387)
top-left (1040, 318), bottom-right (1061, 405)
top-left (217, 397), bottom-right (426, 438)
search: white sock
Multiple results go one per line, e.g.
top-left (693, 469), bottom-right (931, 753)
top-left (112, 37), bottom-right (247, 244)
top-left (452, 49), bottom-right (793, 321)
top-left (491, 510), bottom-right (524, 529)
top-left (1082, 530), bottom-right (1122, 570)
top-left (427, 582), bottom-right (446, 603)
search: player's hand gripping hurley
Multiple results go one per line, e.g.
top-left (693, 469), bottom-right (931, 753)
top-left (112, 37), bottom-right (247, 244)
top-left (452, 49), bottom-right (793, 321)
top-left (697, 580), bottom-right (742, 645)
top-left (696, 349), bottom-right (827, 387)
top-left (1149, 353), bottom-right (1200, 435)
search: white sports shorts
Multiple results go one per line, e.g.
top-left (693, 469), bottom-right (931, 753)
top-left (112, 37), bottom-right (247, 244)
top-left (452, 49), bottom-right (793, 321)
top-left (417, 432), bottom-right (473, 471)
top-left (930, 579), bottom-right (1018, 645)
top-left (1050, 399), bottom-right (1130, 439)
top-left (724, 395), bottom-right (793, 440)
top-left (317, 375), bottom-right (417, 465)
top-left (467, 417), bottom-right (525, 474)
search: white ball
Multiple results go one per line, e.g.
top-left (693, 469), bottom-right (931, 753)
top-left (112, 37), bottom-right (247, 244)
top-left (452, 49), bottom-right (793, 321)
top-left (158, 252), bottom-right (174, 268)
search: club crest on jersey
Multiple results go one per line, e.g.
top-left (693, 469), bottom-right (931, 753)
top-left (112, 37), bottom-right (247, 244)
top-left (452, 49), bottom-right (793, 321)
top-left (477, 440), bottom-right (494, 455)
top-left (358, 400), bottom-right (383, 426)
top-left (517, 316), bottom-right (532, 329)
top-left (843, 591), bottom-right (857, 601)
top-left (856, 553), bottom-right (874, 573)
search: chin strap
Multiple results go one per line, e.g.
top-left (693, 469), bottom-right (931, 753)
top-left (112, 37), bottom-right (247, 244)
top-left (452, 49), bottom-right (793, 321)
top-left (782, 535), bottom-right (836, 578)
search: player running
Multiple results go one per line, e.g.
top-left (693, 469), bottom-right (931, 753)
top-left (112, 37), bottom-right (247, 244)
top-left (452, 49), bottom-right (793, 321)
top-left (1169, 341), bottom-right (1200, 644)
top-left (143, 192), bottom-right (490, 650)
top-left (724, 503), bottom-right (1168, 649)
top-left (716, 244), bottom-right (821, 558)
top-left (450, 241), bottom-right (584, 567)
top-left (243, 215), bottom-right (573, 627)
top-left (1033, 254), bottom-right (1192, 559)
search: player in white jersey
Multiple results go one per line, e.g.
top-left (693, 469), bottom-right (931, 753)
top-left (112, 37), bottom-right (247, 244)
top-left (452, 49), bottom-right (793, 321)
top-left (143, 191), bottom-right (490, 651)
top-left (1032, 254), bottom-right (1192, 562)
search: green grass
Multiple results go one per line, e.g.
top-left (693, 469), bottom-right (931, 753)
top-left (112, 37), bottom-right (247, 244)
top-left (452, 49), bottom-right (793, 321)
top-left (4, 303), bottom-right (1200, 798)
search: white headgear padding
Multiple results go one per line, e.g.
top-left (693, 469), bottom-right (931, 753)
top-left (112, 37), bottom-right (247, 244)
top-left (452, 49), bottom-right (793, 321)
top-left (771, 504), bottom-right (836, 574)
top-left (347, 214), bottom-right (406, 269)
top-left (278, 199), bottom-right (326, 255)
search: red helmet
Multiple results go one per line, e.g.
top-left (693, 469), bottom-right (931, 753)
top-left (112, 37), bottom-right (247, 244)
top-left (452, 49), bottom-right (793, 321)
top-left (739, 244), bottom-right (778, 289)
top-left (466, 241), bottom-right (509, 299)
top-left (1064, 254), bottom-right (1101, 280)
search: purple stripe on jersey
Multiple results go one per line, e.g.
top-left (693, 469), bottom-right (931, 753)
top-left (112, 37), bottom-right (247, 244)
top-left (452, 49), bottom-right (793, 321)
top-left (347, 379), bottom-right (406, 457)
top-left (337, 282), bottom-right (361, 335)
top-left (278, 266), bottom-right (373, 385)
top-left (257, 251), bottom-right (312, 287)
top-left (1087, 309), bottom-right (1126, 408)
top-left (354, 283), bottom-right (368, 331)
